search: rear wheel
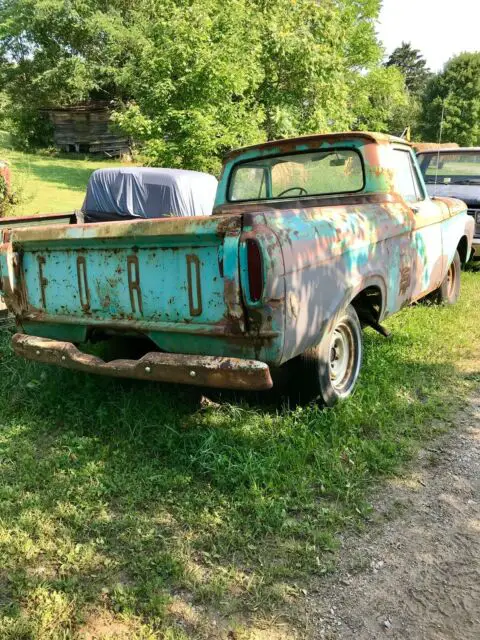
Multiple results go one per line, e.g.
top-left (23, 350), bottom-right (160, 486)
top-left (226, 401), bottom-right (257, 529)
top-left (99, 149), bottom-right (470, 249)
top-left (430, 251), bottom-right (461, 305)
top-left (288, 304), bottom-right (363, 406)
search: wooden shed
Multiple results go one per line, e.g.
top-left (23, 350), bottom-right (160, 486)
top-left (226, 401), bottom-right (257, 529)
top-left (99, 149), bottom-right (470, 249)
top-left (43, 102), bottom-right (130, 157)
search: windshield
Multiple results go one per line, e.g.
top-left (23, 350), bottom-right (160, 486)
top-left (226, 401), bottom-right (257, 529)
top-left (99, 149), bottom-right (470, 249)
top-left (418, 151), bottom-right (480, 186)
top-left (228, 149), bottom-right (364, 202)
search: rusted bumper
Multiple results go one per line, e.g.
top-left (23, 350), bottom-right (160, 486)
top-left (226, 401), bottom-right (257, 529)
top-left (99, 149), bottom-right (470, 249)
top-left (12, 333), bottom-right (273, 391)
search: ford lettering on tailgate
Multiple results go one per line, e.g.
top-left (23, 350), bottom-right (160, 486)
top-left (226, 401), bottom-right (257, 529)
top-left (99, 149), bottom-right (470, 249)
top-left (24, 246), bottom-right (222, 323)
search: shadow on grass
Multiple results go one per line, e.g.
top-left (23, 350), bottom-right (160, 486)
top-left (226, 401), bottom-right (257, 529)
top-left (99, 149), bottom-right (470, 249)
top-left (0, 322), bottom-right (475, 636)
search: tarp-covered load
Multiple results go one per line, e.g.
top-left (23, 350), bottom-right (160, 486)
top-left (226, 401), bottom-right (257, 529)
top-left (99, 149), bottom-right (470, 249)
top-left (82, 167), bottom-right (218, 222)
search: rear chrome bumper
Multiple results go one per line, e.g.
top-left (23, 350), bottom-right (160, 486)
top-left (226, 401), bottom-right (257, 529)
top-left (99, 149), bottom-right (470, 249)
top-left (12, 333), bottom-right (273, 391)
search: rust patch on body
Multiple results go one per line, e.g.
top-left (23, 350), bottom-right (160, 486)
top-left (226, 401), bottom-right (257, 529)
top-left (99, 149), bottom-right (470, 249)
top-left (37, 256), bottom-right (48, 309)
top-left (214, 192), bottom-right (398, 216)
top-left (399, 266), bottom-right (411, 296)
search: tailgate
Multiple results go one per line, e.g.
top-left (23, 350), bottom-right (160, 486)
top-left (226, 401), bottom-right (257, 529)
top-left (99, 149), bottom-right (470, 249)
top-left (1, 215), bottom-right (245, 334)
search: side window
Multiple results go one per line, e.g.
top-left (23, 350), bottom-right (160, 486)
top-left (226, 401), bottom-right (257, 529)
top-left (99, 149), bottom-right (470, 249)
top-left (409, 153), bottom-right (426, 201)
top-left (392, 150), bottom-right (424, 204)
top-left (230, 167), bottom-right (267, 201)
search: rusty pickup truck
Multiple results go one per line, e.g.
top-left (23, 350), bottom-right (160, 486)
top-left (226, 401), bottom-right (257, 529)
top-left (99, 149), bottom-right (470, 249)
top-left (0, 132), bottom-right (474, 405)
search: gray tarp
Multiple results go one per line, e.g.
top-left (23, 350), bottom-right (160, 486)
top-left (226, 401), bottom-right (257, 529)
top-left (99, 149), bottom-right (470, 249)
top-left (82, 167), bottom-right (218, 221)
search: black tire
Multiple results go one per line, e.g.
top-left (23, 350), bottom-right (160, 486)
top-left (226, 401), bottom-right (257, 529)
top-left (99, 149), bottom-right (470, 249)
top-left (430, 251), bottom-right (461, 305)
top-left (287, 304), bottom-right (363, 406)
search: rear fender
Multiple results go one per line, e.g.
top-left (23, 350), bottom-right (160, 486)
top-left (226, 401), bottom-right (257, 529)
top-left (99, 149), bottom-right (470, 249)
top-left (239, 212), bottom-right (286, 360)
top-left (308, 273), bottom-right (388, 347)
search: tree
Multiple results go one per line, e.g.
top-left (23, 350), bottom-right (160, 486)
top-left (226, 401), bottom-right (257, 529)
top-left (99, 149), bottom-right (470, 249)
top-left (420, 52), bottom-right (480, 146)
top-left (112, 0), bottom-right (266, 172)
top-left (350, 66), bottom-right (411, 134)
top-left (0, 0), bottom-right (411, 169)
top-left (253, 0), bottom-right (384, 139)
top-left (0, 0), bottom-right (149, 146)
top-left (384, 42), bottom-right (431, 138)
top-left (0, 86), bottom-right (10, 135)
top-left (386, 41), bottom-right (431, 95)
top-left (114, 0), bottom-right (408, 170)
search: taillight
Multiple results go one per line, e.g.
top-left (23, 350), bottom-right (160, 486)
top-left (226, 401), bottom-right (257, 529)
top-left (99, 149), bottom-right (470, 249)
top-left (246, 238), bottom-right (264, 303)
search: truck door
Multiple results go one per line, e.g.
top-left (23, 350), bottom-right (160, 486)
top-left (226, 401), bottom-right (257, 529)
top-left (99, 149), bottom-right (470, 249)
top-left (392, 147), bottom-right (444, 301)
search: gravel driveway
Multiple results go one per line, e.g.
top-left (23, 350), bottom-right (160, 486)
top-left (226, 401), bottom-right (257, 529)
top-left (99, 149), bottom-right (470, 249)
top-left (301, 394), bottom-right (480, 639)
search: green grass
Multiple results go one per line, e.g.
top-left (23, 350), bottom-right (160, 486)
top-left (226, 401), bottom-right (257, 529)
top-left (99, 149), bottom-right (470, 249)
top-left (0, 272), bottom-right (479, 638)
top-left (0, 147), bottom-right (480, 637)
top-left (0, 147), bottom-right (133, 216)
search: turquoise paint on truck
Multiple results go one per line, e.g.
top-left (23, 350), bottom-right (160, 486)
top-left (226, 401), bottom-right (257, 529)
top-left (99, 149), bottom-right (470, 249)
top-left (0, 132), bottom-right (474, 400)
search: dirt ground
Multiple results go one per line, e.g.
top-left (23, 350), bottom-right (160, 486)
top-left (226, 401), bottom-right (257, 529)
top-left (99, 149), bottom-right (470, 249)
top-left (299, 394), bottom-right (480, 639)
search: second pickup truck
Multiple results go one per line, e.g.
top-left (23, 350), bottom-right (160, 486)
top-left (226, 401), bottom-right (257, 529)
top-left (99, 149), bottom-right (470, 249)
top-left (0, 132), bottom-right (474, 405)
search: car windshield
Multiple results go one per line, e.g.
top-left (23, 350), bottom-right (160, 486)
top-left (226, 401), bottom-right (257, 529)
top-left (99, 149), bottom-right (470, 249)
top-left (228, 149), bottom-right (364, 201)
top-left (418, 151), bottom-right (480, 185)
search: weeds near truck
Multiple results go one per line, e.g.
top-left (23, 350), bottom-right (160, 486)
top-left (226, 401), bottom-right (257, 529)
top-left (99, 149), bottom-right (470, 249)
top-left (0, 275), bottom-right (479, 638)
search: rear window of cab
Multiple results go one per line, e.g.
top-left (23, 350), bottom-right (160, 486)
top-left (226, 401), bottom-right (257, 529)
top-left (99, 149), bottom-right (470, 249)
top-left (228, 148), bottom-right (365, 202)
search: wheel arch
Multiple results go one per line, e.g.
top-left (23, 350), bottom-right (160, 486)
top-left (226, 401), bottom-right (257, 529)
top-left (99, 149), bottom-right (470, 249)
top-left (456, 235), bottom-right (470, 266)
top-left (349, 276), bottom-right (387, 324)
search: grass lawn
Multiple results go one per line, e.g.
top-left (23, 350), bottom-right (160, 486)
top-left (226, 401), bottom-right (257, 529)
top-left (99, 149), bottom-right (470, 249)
top-left (0, 149), bottom-right (479, 638)
top-left (0, 145), bottom-right (130, 216)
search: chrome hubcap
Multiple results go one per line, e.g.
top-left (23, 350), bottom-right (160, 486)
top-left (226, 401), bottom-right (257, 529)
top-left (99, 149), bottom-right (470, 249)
top-left (329, 323), bottom-right (354, 392)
